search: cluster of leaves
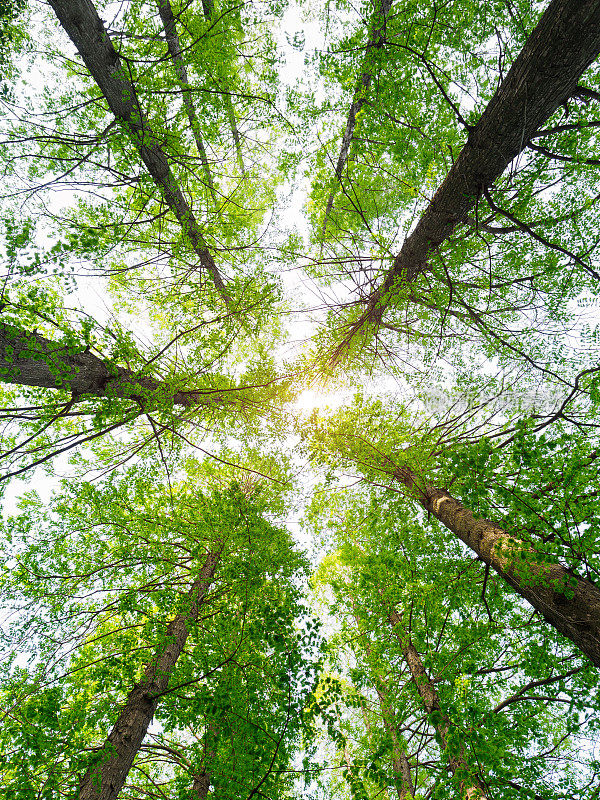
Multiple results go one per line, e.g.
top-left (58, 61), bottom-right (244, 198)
top-left (1, 0), bottom-right (600, 797)
top-left (0, 463), bottom-right (322, 798)
top-left (303, 487), bottom-right (600, 799)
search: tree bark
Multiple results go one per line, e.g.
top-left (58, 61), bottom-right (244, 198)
top-left (79, 550), bottom-right (220, 800)
top-left (387, 609), bottom-right (488, 800)
top-left (192, 771), bottom-right (210, 798)
top-left (353, 0), bottom-right (600, 333)
top-left (373, 678), bottom-right (414, 799)
top-left (0, 323), bottom-right (207, 408)
top-left (321, 0), bottom-right (394, 238)
top-left (48, 0), bottom-right (229, 301)
top-left (157, 0), bottom-right (217, 202)
top-left (394, 467), bottom-right (600, 668)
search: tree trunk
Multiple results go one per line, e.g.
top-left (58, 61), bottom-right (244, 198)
top-left (199, 0), bottom-right (245, 174)
top-left (0, 323), bottom-right (204, 408)
top-left (353, 0), bottom-right (600, 332)
top-left (373, 681), bottom-right (414, 799)
top-left (356, 698), bottom-right (393, 800)
top-left (387, 608), bottom-right (489, 800)
top-left (157, 0), bottom-right (217, 202)
top-left (192, 771), bottom-right (211, 798)
top-left (48, 0), bottom-right (229, 300)
top-left (79, 550), bottom-right (220, 800)
top-left (224, 99), bottom-right (245, 175)
top-left (321, 0), bottom-right (394, 238)
top-left (394, 467), bottom-right (600, 668)
top-left (352, 610), bottom-right (414, 799)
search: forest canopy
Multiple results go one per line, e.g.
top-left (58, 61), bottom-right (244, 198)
top-left (1, 0), bottom-right (600, 798)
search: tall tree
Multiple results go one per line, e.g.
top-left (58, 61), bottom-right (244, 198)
top-left (308, 488), bottom-right (600, 798)
top-left (0, 465), bottom-right (319, 798)
top-left (304, 0), bottom-right (600, 394)
top-left (48, 0), bottom-right (229, 299)
top-left (2, 1), bottom-right (600, 796)
top-left (304, 396), bottom-right (600, 666)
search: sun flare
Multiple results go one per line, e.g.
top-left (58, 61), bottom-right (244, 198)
top-left (294, 389), bottom-right (345, 413)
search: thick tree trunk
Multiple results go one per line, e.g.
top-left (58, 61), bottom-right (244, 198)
top-left (0, 324), bottom-right (203, 408)
top-left (354, 0), bottom-right (600, 331)
top-left (79, 550), bottom-right (220, 800)
top-left (192, 771), bottom-right (210, 798)
top-left (387, 609), bottom-right (488, 800)
top-left (321, 0), bottom-right (394, 238)
top-left (157, 0), bottom-right (217, 202)
top-left (48, 0), bottom-right (229, 300)
top-left (394, 467), bottom-right (600, 668)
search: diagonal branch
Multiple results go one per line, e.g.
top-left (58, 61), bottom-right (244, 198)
top-left (157, 0), bottom-right (217, 202)
top-left (48, 0), bottom-right (230, 302)
top-left (393, 465), bottom-right (600, 668)
top-left (321, 0), bottom-right (394, 239)
top-left (344, 0), bottom-right (600, 346)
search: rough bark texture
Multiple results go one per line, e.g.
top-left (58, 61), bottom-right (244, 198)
top-left (157, 0), bottom-right (217, 201)
top-left (192, 771), bottom-right (211, 798)
top-left (357, 0), bottom-right (600, 327)
top-left (321, 0), bottom-right (394, 237)
top-left (394, 467), bottom-right (600, 668)
top-left (0, 324), bottom-right (211, 409)
top-left (387, 609), bottom-right (488, 800)
top-left (79, 550), bottom-right (220, 800)
top-left (48, 0), bottom-right (228, 299)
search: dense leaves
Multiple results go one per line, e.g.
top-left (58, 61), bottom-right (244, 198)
top-left (1, 0), bottom-right (600, 797)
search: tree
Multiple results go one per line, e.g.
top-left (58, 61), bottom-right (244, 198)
top-left (304, 395), bottom-right (600, 666)
top-left (304, 0), bottom-right (600, 396)
top-left (0, 464), bottom-right (319, 798)
top-left (307, 488), bottom-right (600, 798)
top-left (2, 0), bottom-right (600, 797)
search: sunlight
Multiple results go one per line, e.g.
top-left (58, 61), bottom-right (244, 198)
top-left (294, 389), bottom-right (345, 413)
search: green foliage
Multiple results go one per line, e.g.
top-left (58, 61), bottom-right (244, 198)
top-left (0, 464), bottom-right (321, 797)
top-left (306, 488), bottom-right (600, 799)
top-left (1, 0), bottom-right (600, 797)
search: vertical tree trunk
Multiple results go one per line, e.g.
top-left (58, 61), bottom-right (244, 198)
top-left (79, 550), bottom-right (220, 800)
top-left (157, 0), bottom-right (217, 202)
top-left (48, 0), bottom-right (229, 300)
top-left (387, 608), bottom-right (489, 800)
top-left (224, 100), bottom-right (246, 175)
top-left (192, 771), bottom-right (210, 798)
top-left (373, 682), bottom-right (414, 799)
top-left (352, 610), bottom-right (414, 798)
top-left (394, 467), bottom-right (600, 668)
